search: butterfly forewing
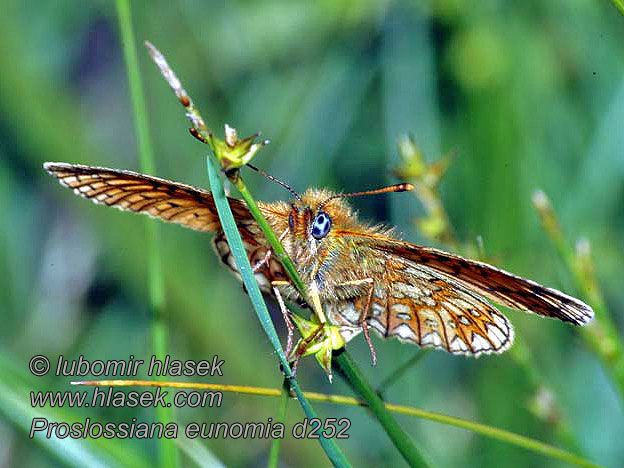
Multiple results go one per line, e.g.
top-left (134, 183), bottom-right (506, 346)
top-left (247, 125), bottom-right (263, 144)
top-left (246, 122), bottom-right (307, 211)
top-left (369, 240), bottom-right (593, 326)
top-left (44, 162), bottom-right (290, 289)
top-left (44, 162), bottom-right (244, 232)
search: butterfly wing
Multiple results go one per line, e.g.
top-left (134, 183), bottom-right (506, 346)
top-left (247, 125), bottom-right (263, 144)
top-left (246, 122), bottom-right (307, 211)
top-left (44, 162), bottom-right (243, 232)
top-left (369, 239), bottom-right (593, 325)
top-left (326, 260), bottom-right (514, 356)
top-left (44, 162), bottom-right (289, 292)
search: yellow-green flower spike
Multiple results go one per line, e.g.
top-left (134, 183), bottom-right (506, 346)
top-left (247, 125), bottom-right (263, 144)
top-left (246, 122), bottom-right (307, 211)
top-left (210, 124), bottom-right (269, 176)
top-left (290, 314), bottom-right (345, 380)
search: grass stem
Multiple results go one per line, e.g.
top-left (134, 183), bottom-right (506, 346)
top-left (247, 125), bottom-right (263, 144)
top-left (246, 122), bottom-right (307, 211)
top-left (74, 378), bottom-right (601, 468)
top-left (115, 3), bottom-right (178, 467)
top-left (533, 190), bottom-right (624, 400)
top-left (267, 381), bottom-right (290, 468)
top-left (334, 351), bottom-right (430, 468)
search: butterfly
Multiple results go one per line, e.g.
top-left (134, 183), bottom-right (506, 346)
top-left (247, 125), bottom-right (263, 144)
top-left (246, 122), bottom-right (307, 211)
top-left (44, 162), bottom-right (593, 366)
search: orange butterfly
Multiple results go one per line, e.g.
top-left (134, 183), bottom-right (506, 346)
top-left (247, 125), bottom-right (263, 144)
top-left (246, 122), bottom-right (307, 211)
top-left (44, 162), bottom-right (593, 366)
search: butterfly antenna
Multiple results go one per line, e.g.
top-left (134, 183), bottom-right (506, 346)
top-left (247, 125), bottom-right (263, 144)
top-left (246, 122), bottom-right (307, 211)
top-left (318, 183), bottom-right (414, 210)
top-left (246, 163), bottom-right (303, 202)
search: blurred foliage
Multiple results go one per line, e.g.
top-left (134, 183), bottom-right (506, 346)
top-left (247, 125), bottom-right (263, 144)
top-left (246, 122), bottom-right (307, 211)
top-left (0, 0), bottom-right (623, 466)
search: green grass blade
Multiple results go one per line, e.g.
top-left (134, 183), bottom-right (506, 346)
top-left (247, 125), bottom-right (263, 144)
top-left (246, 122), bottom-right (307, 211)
top-left (533, 190), bottom-right (624, 401)
top-left (0, 354), bottom-right (148, 468)
top-left (114, 2), bottom-right (178, 467)
top-left (205, 156), bottom-right (351, 468)
top-left (267, 381), bottom-right (290, 468)
top-left (376, 350), bottom-right (429, 395)
top-left (0, 384), bottom-right (146, 468)
top-left (610, 0), bottom-right (624, 15)
top-left (334, 351), bottom-right (430, 468)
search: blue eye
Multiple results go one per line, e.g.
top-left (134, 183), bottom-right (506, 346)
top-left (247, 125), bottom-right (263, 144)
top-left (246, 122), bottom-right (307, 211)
top-left (311, 212), bottom-right (332, 239)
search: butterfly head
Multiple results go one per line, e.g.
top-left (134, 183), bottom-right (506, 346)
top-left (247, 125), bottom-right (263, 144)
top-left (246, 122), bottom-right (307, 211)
top-left (279, 184), bottom-right (413, 286)
top-left (286, 183), bottom-right (414, 252)
top-left (287, 190), bottom-right (347, 246)
top-left (249, 163), bottom-right (412, 250)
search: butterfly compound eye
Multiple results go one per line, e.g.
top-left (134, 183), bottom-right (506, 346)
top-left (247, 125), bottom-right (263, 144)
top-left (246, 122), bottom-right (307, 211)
top-left (311, 212), bottom-right (332, 239)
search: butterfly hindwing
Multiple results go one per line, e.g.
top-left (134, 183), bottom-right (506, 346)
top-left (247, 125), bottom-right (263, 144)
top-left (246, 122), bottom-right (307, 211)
top-left (325, 259), bottom-right (513, 356)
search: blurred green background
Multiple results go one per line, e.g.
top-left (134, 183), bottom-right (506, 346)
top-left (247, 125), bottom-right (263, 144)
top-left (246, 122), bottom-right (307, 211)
top-left (1, 0), bottom-right (623, 466)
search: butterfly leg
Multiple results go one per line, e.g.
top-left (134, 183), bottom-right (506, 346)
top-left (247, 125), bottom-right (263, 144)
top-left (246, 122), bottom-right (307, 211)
top-left (252, 229), bottom-right (288, 273)
top-left (308, 281), bottom-right (328, 323)
top-left (337, 278), bottom-right (377, 366)
top-left (290, 322), bottom-right (325, 377)
top-left (270, 278), bottom-right (310, 376)
top-left (271, 281), bottom-right (295, 357)
top-left (252, 248), bottom-right (272, 273)
top-left (361, 281), bottom-right (377, 366)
